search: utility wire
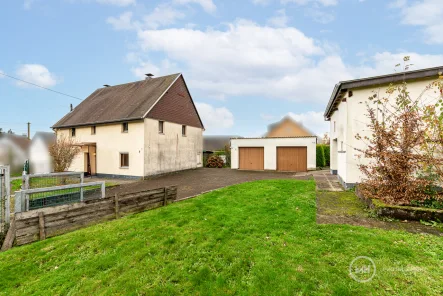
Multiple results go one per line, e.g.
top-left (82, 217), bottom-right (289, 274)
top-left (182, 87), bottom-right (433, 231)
top-left (0, 72), bottom-right (83, 101)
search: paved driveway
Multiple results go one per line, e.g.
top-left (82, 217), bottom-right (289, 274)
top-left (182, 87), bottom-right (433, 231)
top-left (106, 168), bottom-right (311, 200)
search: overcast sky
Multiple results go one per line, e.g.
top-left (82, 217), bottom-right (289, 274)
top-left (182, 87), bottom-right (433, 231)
top-left (1, 0), bottom-right (443, 137)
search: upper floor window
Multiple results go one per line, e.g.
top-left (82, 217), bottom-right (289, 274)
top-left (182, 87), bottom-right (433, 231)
top-left (71, 128), bottom-right (76, 137)
top-left (182, 125), bottom-right (186, 136)
top-left (159, 121), bottom-right (164, 134)
top-left (333, 121), bottom-right (336, 132)
top-left (122, 122), bottom-right (129, 133)
top-left (91, 126), bottom-right (96, 135)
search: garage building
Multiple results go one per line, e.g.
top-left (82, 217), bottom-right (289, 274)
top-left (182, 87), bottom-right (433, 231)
top-left (230, 136), bottom-right (317, 172)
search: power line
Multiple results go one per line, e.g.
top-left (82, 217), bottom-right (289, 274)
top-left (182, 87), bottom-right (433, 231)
top-left (0, 72), bottom-right (83, 101)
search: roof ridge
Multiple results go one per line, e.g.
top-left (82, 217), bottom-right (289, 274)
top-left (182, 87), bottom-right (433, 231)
top-left (97, 73), bottom-right (181, 90)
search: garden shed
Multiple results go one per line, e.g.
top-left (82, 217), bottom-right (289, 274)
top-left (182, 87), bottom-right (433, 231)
top-left (230, 137), bottom-right (317, 172)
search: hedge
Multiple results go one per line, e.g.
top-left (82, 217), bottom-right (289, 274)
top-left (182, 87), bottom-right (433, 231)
top-left (316, 145), bottom-right (326, 168)
top-left (323, 145), bottom-right (330, 167)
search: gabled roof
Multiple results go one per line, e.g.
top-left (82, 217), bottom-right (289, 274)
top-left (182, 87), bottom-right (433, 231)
top-left (265, 116), bottom-right (315, 137)
top-left (203, 135), bottom-right (241, 151)
top-left (324, 65), bottom-right (443, 120)
top-left (0, 133), bottom-right (31, 152)
top-left (52, 73), bottom-right (182, 128)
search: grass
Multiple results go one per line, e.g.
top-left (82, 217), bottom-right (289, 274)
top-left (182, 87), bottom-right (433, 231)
top-left (0, 180), bottom-right (442, 295)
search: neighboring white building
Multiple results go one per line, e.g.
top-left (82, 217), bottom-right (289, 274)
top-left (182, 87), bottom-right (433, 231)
top-left (324, 66), bottom-right (443, 189)
top-left (52, 73), bottom-right (204, 178)
top-left (29, 132), bottom-right (56, 174)
top-left (0, 133), bottom-right (30, 174)
top-left (231, 137), bottom-right (317, 172)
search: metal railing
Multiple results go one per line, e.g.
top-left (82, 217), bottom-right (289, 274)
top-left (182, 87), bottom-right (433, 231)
top-left (22, 171), bottom-right (84, 190)
top-left (0, 165), bottom-right (10, 233)
top-left (15, 181), bottom-right (105, 213)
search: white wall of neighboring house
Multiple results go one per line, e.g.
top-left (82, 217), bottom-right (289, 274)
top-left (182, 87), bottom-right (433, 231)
top-left (0, 138), bottom-right (27, 174)
top-left (231, 137), bottom-right (317, 170)
top-left (56, 119), bottom-right (204, 177)
top-left (29, 137), bottom-right (52, 174)
top-left (330, 77), bottom-right (440, 187)
top-left (144, 118), bottom-right (203, 176)
top-left (56, 121), bottom-right (145, 177)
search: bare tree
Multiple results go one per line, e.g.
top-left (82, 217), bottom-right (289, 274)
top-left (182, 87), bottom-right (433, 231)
top-left (49, 135), bottom-right (81, 172)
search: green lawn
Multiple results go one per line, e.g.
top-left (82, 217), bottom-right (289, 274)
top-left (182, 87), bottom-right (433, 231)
top-left (0, 180), bottom-right (442, 295)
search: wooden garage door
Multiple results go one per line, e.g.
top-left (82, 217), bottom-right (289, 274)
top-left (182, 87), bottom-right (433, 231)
top-left (277, 147), bottom-right (307, 172)
top-left (239, 147), bottom-right (264, 170)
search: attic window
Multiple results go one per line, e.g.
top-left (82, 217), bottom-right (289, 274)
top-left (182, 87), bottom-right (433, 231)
top-left (71, 128), bottom-right (76, 137)
top-left (122, 122), bottom-right (129, 133)
top-left (182, 125), bottom-right (186, 136)
top-left (91, 126), bottom-right (96, 135)
top-left (348, 90), bottom-right (353, 97)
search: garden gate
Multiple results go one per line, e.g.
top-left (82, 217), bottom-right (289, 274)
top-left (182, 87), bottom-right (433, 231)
top-left (0, 165), bottom-right (10, 233)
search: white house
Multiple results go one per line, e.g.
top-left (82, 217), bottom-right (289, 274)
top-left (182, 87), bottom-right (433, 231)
top-left (0, 133), bottom-right (30, 174)
top-left (324, 66), bottom-right (443, 189)
top-left (29, 132), bottom-right (56, 174)
top-left (52, 73), bottom-right (204, 178)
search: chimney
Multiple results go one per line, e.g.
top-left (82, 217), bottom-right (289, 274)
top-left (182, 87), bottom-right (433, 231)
top-left (27, 122), bottom-right (31, 140)
top-left (145, 73), bottom-right (154, 80)
top-left (103, 84), bottom-right (111, 87)
top-left (70, 104), bottom-right (73, 112)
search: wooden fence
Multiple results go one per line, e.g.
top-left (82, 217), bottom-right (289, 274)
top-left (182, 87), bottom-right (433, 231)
top-left (1, 186), bottom-right (177, 251)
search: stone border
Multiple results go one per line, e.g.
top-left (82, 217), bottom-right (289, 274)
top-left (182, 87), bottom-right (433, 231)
top-left (355, 187), bottom-right (443, 222)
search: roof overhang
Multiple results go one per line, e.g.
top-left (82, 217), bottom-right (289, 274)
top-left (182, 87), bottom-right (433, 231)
top-left (52, 117), bottom-right (144, 129)
top-left (323, 66), bottom-right (443, 120)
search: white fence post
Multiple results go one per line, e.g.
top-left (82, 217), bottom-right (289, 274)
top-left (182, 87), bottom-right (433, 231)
top-left (4, 166), bottom-right (10, 224)
top-left (80, 172), bottom-right (84, 202)
top-left (101, 182), bottom-right (105, 199)
top-left (14, 191), bottom-right (23, 213)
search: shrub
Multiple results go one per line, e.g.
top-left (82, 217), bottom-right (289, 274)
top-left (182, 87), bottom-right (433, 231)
top-left (206, 155), bottom-right (224, 168)
top-left (323, 145), bottom-right (330, 167)
top-left (316, 145), bottom-right (326, 168)
top-left (49, 135), bottom-right (81, 172)
top-left (356, 59), bottom-right (443, 205)
top-left (224, 144), bottom-right (231, 167)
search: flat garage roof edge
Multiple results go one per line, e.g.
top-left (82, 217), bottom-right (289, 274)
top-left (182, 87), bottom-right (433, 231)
top-left (230, 136), bottom-right (317, 140)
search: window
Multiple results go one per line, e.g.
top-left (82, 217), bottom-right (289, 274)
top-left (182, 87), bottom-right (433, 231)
top-left (120, 153), bottom-right (129, 168)
top-left (71, 128), bottom-right (76, 137)
top-left (341, 141), bottom-right (344, 151)
top-left (122, 122), bottom-right (129, 133)
top-left (91, 126), bottom-right (96, 135)
top-left (182, 125), bottom-right (186, 136)
top-left (348, 90), bottom-right (353, 97)
top-left (334, 121), bottom-right (336, 132)
top-left (159, 121), bottom-right (164, 134)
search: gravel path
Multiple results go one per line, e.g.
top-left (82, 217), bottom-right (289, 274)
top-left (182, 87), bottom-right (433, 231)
top-left (106, 168), bottom-right (311, 200)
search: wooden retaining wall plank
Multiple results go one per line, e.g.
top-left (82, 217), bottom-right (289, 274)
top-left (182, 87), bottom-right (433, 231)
top-left (38, 212), bottom-right (46, 240)
top-left (4, 186), bottom-right (178, 250)
top-left (1, 217), bottom-right (16, 251)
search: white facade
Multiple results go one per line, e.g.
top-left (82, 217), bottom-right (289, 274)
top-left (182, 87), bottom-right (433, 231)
top-left (56, 119), bottom-right (203, 178)
top-left (329, 77), bottom-right (440, 188)
top-left (231, 137), bottom-right (317, 170)
top-left (29, 137), bottom-right (53, 174)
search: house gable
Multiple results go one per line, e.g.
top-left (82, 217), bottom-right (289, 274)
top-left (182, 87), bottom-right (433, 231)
top-left (266, 117), bottom-right (313, 137)
top-left (146, 75), bottom-right (204, 129)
